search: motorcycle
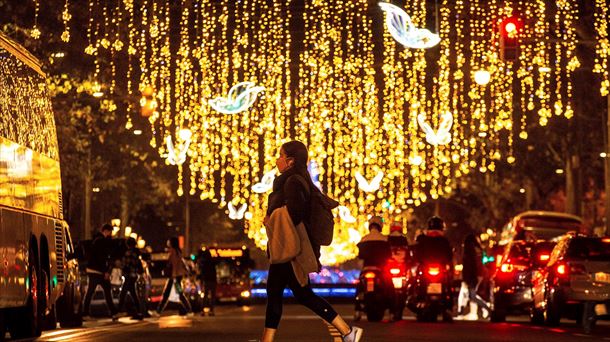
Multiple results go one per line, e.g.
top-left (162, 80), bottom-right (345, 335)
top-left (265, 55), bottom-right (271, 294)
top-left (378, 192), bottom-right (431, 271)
top-left (407, 262), bottom-right (453, 322)
top-left (354, 261), bottom-right (409, 322)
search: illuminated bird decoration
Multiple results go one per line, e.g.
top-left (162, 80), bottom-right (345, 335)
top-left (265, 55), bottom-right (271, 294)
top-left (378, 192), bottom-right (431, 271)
top-left (417, 112), bottom-right (453, 146)
top-left (165, 136), bottom-right (190, 165)
top-left (379, 2), bottom-right (441, 49)
top-left (208, 81), bottom-right (265, 114)
top-left (228, 202), bottom-right (248, 220)
top-left (337, 205), bottom-right (357, 223)
top-left (252, 170), bottom-right (277, 194)
top-left (355, 171), bottom-right (384, 193)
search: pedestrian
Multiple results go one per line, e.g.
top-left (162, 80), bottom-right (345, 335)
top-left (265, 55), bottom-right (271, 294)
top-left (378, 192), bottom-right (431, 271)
top-left (83, 223), bottom-right (119, 320)
top-left (197, 248), bottom-right (218, 316)
top-left (117, 237), bottom-right (145, 320)
top-left (155, 237), bottom-right (193, 316)
top-left (457, 233), bottom-right (491, 320)
top-left (262, 141), bottom-right (362, 342)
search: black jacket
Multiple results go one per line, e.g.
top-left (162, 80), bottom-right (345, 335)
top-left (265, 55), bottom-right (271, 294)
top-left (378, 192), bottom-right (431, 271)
top-left (266, 166), bottom-right (319, 262)
top-left (357, 231), bottom-right (391, 268)
top-left (87, 233), bottom-right (115, 274)
top-left (415, 234), bottom-right (453, 266)
top-left (462, 234), bottom-right (484, 287)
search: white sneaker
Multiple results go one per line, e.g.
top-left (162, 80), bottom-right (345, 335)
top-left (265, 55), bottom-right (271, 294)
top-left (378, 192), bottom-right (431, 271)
top-left (463, 312), bottom-right (479, 321)
top-left (342, 326), bottom-right (363, 342)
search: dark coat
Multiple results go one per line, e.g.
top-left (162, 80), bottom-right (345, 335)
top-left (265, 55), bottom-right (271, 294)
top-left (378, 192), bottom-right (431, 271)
top-left (87, 233), bottom-right (115, 274)
top-left (462, 234), bottom-right (484, 287)
top-left (266, 166), bottom-right (320, 264)
top-left (415, 234), bottom-right (453, 266)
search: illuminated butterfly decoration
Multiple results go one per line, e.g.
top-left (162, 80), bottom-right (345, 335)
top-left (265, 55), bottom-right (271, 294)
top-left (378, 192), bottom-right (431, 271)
top-left (165, 135), bottom-right (191, 165)
top-left (208, 81), bottom-right (266, 114)
top-left (252, 170), bottom-right (277, 194)
top-left (336, 205), bottom-right (357, 223)
top-left (417, 112), bottom-right (454, 146)
top-left (228, 202), bottom-right (248, 220)
top-left (379, 2), bottom-right (441, 49)
top-left (355, 171), bottom-right (384, 193)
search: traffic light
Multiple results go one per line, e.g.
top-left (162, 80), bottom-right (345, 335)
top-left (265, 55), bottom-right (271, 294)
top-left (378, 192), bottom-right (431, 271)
top-left (499, 16), bottom-right (520, 62)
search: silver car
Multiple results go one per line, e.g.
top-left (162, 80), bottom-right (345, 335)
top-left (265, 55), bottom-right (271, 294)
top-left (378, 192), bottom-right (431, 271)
top-left (531, 234), bottom-right (610, 332)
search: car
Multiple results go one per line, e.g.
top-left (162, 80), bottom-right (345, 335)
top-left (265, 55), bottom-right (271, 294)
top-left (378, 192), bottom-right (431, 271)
top-left (530, 234), bottom-right (610, 332)
top-left (499, 211), bottom-right (582, 245)
top-left (489, 240), bottom-right (556, 322)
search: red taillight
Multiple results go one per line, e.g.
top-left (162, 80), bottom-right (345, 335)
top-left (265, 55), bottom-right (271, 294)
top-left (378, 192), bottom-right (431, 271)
top-left (390, 268), bottom-right (400, 275)
top-left (500, 263), bottom-right (514, 273)
top-left (602, 238), bottom-right (610, 243)
top-left (364, 272), bottom-right (376, 279)
top-left (556, 264), bottom-right (567, 275)
top-left (427, 266), bottom-right (440, 277)
top-left (539, 254), bottom-right (550, 262)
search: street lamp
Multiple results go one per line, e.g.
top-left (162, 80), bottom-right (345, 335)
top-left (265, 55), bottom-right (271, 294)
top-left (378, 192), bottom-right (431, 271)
top-left (473, 70), bottom-right (491, 86)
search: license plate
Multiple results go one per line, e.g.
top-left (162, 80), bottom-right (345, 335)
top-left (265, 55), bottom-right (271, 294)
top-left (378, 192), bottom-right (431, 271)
top-left (427, 283), bottom-right (442, 294)
top-left (218, 296), bottom-right (237, 302)
top-left (595, 304), bottom-right (608, 316)
top-left (366, 280), bottom-right (374, 292)
top-left (594, 272), bottom-right (610, 284)
top-left (392, 277), bottom-right (403, 289)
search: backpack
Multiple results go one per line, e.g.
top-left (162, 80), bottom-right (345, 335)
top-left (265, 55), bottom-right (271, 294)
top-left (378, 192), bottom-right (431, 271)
top-left (294, 175), bottom-right (339, 246)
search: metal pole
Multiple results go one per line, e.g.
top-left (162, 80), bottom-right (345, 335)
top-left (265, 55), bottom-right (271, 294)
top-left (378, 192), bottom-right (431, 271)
top-left (606, 94), bottom-right (610, 236)
top-left (185, 191), bottom-right (190, 256)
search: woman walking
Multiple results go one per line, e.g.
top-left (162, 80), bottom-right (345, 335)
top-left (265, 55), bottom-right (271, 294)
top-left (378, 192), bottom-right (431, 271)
top-left (262, 141), bottom-right (362, 342)
top-left (458, 233), bottom-right (491, 320)
top-left (156, 237), bottom-right (193, 316)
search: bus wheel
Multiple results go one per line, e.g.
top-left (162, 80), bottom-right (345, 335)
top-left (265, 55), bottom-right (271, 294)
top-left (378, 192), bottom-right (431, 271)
top-left (8, 250), bottom-right (42, 339)
top-left (41, 270), bottom-right (57, 330)
top-left (58, 284), bottom-right (83, 328)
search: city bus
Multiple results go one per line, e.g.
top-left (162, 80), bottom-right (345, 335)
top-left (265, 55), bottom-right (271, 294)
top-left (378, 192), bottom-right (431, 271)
top-left (0, 32), bottom-right (82, 339)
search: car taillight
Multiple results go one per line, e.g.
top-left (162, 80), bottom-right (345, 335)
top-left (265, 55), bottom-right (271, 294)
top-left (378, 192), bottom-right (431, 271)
top-left (427, 265), bottom-right (440, 277)
top-left (556, 263), bottom-right (567, 276)
top-left (390, 268), bottom-right (401, 275)
top-left (364, 272), bottom-right (376, 279)
top-left (500, 263), bottom-right (514, 273)
top-left (539, 254), bottom-right (550, 262)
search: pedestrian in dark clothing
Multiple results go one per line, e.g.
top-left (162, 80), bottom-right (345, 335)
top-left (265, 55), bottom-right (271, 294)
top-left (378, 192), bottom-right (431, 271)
top-left (118, 237), bottom-right (145, 319)
top-left (457, 233), bottom-right (491, 320)
top-left (83, 224), bottom-right (118, 319)
top-left (197, 249), bottom-right (217, 316)
top-left (156, 237), bottom-right (192, 316)
top-left (261, 141), bottom-right (362, 342)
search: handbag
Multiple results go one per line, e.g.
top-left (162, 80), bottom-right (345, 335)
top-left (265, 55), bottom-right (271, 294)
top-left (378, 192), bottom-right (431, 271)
top-left (266, 206), bottom-right (301, 264)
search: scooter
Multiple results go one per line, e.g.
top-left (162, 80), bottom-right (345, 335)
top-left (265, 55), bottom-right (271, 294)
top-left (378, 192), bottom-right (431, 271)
top-left (354, 266), bottom-right (391, 322)
top-left (407, 262), bottom-right (453, 322)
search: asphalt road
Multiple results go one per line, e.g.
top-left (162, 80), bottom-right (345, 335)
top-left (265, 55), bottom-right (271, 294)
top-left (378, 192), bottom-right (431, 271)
top-left (9, 304), bottom-right (610, 342)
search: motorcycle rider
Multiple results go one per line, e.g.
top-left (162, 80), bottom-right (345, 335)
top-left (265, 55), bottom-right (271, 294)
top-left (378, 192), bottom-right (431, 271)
top-left (387, 221), bottom-right (409, 265)
top-left (414, 216), bottom-right (454, 322)
top-left (354, 216), bottom-right (392, 318)
top-left (357, 216), bottom-right (391, 268)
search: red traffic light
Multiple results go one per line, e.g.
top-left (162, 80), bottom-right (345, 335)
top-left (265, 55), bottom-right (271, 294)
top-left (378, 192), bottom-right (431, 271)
top-left (499, 16), bottom-right (521, 61)
top-left (500, 17), bottom-right (520, 38)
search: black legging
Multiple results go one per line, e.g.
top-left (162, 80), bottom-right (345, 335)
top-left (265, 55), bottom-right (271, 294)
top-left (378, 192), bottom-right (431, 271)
top-left (265, 262), bottom-right (337, 329)
top-left (118, 276), bottom-right (145, 315)
top-left (157, 276), bottom-right (192, 313)
top-left (83, 272), bottom-right (117, 316)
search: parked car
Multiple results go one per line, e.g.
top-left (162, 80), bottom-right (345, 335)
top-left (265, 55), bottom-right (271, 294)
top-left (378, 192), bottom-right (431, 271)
top-left (531, 234), bottom-right (610, 332)
top-left (489, 240), bottom-right (556, 322)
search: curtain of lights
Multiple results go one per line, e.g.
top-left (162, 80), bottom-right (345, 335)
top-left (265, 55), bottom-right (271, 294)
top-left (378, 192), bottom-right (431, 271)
top-left (46, 0), bottom-right (607, 264)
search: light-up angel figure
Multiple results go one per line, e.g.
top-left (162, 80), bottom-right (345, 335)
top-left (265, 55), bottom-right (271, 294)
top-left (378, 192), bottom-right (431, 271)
top-left (417, 112), bottom-right (453, 146)
top-left (228, 202), bottom-right (248, 220)
top-left (336, 205), bottom-right (357, 223)
top-left (355, 171), bottom-right (384, 193)
top-left (208, 81), bottom-right (265, 114)
top-left (379, 2), bottom-right (441, 49)
top-left (165, 129), bottom-right (192, 165)
top-left (252, 170), bottom-right (277, 194)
